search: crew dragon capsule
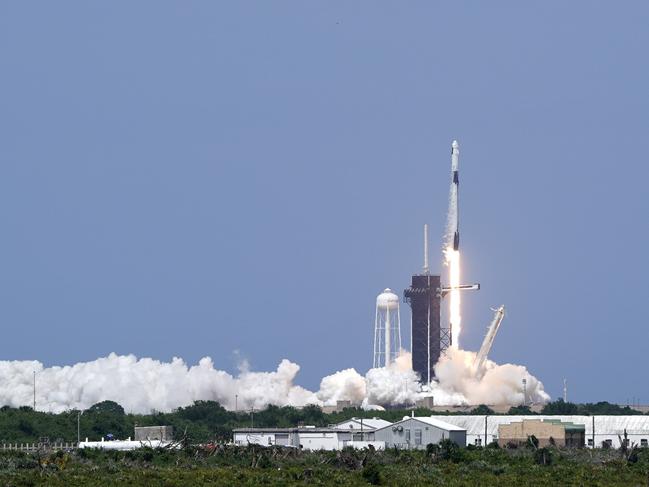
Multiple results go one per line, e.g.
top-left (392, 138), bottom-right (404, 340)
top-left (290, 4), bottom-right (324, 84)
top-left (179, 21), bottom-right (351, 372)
top-left (451, 140), bottom-right (460, 251)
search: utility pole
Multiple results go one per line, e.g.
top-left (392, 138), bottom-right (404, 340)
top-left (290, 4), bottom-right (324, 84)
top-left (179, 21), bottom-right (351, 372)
top-left (77, 411), bottom-right (84, 445)
top-left (250, 408), bottom-right (254, 428)
top-left (33, 371), bottom-right (36, 411)
top-left (235, 394), bottom-right (238, 413)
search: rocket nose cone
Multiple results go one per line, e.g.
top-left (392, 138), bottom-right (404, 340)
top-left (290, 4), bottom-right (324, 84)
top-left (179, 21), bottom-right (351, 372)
top-left (452, 140), bottom-right (459, 149)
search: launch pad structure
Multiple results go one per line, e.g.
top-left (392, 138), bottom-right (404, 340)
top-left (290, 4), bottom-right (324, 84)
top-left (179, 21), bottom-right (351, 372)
top-left (404, 273), bottom-right (442, 385)
top-left (404, 141), bottom-right (480, 385)
top-left (404, 224), bottom-right (447, 384)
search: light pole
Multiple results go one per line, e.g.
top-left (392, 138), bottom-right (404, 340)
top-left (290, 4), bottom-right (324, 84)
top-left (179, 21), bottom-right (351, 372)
top-left (77, 411), bottom-right (84, 445)
top-left (235, 394), bottom-right (238, 413)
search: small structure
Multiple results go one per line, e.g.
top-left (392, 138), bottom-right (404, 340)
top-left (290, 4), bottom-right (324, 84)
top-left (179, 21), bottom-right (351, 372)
top-left (134, 426), bottom-right (174, 442)
top-left (415, 396), bottom-right (435, 409)
top-left (233, 428), bottom-right (299, 448)
top-left (373, 416), bottom-right (466, 449)
top-left (498, 419), bottom-right (585, 448)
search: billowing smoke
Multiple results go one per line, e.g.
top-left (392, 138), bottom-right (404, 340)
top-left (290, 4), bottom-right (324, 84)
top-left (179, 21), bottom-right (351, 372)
top-left (431, 348), bottom-right (550, 405)
top-left (0, 354), bottom-right (318, 414)
top-left (0, 348), bottom-right (548, 413)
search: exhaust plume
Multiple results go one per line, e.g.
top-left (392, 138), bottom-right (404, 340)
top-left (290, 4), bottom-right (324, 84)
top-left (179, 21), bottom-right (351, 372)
top-left (0, 348), bottom-right (548, 413)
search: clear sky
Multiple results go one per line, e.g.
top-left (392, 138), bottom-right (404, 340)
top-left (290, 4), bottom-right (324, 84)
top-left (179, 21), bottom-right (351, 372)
top-left (1, 2), bottom-right (648, 404)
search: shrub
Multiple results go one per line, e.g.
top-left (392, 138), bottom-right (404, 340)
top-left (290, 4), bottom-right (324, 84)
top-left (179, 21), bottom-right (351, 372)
top-left (426, 443), bottom-right (439, 455)
top-left (534, 447), bottom-right (553, 465)
top-left (361, 463), bottom-right (382, 485)
top-left (438, 439), bottom-right (464, 463)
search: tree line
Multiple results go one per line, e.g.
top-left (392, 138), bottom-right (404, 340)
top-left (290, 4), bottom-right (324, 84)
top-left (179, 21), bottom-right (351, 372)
top-left (0, 399), bottom-right (643, 444)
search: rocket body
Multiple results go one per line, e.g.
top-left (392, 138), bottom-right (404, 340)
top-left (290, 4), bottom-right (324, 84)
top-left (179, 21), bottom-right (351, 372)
top-left (450, 140), bottom-right (460, 251)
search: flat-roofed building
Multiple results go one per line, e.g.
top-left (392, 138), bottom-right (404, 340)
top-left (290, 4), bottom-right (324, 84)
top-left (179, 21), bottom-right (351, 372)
top-left (498, 419), bottom-right (585, 448)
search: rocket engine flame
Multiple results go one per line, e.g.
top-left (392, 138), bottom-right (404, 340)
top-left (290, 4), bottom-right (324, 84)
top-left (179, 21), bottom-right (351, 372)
top-left (444, 247), bottom-right (462, 348)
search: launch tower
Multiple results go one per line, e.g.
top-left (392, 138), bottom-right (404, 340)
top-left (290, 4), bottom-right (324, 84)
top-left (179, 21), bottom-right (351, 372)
top-left (404, 274), bottom-right (441, 384)
top-left (404, 224), bottom-right (442, 384)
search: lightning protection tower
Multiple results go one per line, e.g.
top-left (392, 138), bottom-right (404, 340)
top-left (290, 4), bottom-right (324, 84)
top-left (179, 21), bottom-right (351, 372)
top-left (373, 288), bottom-right (402, 368)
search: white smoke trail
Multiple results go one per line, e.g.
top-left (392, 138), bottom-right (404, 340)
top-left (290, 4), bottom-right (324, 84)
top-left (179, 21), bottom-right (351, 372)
top-left (0, 348), bottom-right (548, 413)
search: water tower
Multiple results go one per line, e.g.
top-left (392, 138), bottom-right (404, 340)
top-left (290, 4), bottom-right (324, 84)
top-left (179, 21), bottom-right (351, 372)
top-left (373, 288), bottom-right (402, 368)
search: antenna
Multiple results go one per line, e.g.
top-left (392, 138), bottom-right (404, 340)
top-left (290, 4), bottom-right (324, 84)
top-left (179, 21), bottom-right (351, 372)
top-left (423, 224), bottom-right (429, 275)
top-left (563, 378), bottom-right (568, 402)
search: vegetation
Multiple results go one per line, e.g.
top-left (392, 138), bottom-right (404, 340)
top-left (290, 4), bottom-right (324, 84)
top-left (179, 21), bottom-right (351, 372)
top-left (1, 442), bottom-right (648, 486)
top-left (1, 400), bottom-right (648, 485)
top-left (540, 399), bottom-right (644, 416)
top-left (0, 399), bottom-right (645, 445)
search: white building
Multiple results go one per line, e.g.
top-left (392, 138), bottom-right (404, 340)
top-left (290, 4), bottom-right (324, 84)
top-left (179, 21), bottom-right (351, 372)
top-left (373, 416), bottom-right (466, 449)
top-left (431, 415), bottom-right (649, 448)
top-left (233, 426), bottom-right (385, 451)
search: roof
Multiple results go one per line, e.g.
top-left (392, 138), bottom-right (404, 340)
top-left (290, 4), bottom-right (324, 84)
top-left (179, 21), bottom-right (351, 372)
top-left (429, 415), bottom-right (649, 436)
top-left (334, 418), bottom-right (392, 430)
top-left (541, 419), bottom-right (585, 432)
top-left (233, 427), bottom-right (344, 434)
top-left (233, 428), bottom-right (296, 433)
top-left (410, 417), bottom-right (467, 432)
top-left (375, 416), bottom-right (465, 433)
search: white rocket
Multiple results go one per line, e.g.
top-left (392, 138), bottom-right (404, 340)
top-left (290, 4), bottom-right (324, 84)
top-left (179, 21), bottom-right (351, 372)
top-left (450, 140), bottom-right (460, 251)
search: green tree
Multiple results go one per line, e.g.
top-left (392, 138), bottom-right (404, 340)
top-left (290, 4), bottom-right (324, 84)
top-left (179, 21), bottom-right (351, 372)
top-left (470, 405), bottom-right (495, 415)
top-left (507, 405), bottom-right (535, 415)
top-left (88, 401), bottom-right (125, 415)
top-left (540, 399), bottom-right (578, 415)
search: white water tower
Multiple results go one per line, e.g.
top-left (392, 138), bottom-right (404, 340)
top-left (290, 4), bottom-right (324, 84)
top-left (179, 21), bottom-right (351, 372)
top-left (373, 288), bottom-right (402, 368)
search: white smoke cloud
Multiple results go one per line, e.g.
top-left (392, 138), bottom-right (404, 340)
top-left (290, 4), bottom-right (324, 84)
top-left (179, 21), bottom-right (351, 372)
top-left (431, 348), bottom-right (550, 406)
top-left (0, 354), bottom-right (318, 414)
top-left (0, 348), bottom-right (548, 413)
top-left (316, 368), bottom-right (366, 406)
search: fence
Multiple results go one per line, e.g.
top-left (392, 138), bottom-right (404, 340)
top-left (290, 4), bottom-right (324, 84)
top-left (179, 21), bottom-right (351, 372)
top-left (1, 442), bottom-right (76, 452)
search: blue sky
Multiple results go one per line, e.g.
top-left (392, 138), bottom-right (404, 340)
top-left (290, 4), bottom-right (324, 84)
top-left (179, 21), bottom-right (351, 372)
top-left (1, 2), bottom-right (648, 404)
